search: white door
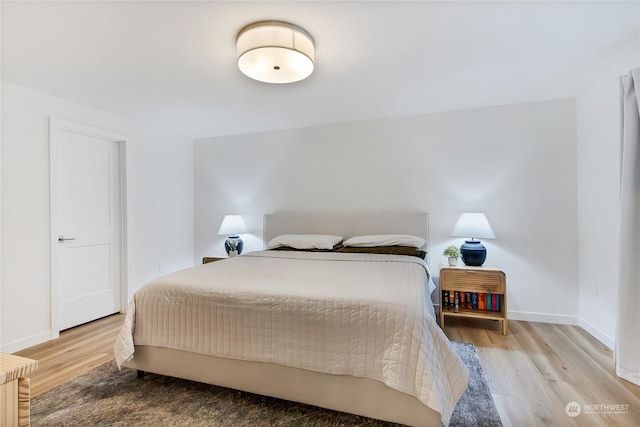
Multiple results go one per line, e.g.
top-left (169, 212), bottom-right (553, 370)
top-left (50, 118), bottom-right (125, 332)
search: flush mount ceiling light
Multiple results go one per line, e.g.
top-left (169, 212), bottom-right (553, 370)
top-left (236, 20), bottom-right (314, 84)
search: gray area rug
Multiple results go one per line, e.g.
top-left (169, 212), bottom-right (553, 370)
top-left (31, 342), bottom-right (501, 426)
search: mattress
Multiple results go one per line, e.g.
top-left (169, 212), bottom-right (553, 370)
top-left (114, 250), bottom-right (468, 425)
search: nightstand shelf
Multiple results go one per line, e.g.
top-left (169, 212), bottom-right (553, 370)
top-left (441, 308), bottom-right (506, 321)
top-left (439, 264), bottom-right (507, 335)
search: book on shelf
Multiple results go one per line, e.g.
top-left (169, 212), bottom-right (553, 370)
top-left (478, 293), bottom-right (486, 310)
top-left (442, 290), bottom-right (502, 312)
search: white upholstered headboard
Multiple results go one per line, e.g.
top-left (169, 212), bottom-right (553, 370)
top-left (263, 212), bottom-right (429, 251)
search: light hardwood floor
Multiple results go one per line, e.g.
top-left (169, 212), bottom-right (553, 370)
top-left (14, 314), bottom-right (125, 397)
top-left (14, 314), bottom-right (640, 426)
top-left (445, 317), bottom-right (640, 427)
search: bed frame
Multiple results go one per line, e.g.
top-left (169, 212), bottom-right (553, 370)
top-left (123, 212), bottom-right (441, 427)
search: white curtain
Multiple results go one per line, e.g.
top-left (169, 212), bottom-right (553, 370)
top-left (617, 68), bottom-right (640, 386)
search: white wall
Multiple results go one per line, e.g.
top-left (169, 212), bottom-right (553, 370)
top-left (0, 81), bottom-right (194, 353)
top-left (194, 99), bottom-right (579, 323)
top-left (0, 4), bottom-right (3, 357)
top-left (576, 45), bottom-right (640, 349)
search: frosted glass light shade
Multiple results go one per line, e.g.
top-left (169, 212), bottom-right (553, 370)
top-left (237, 21), bottom-right (314, 84)
top-left (450, 213), bottom-right (496, 240)
top-left (217, 215), bottom-right (247, 236)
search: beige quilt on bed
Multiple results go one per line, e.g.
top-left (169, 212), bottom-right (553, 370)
top-left (114, 251), bottom-right (469, 425)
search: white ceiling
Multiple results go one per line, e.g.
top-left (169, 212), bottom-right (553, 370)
top-left (2, 1), bottom-right (639, 139)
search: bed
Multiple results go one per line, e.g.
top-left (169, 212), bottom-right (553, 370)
top-left (114, 212), bottom-right (468, 426)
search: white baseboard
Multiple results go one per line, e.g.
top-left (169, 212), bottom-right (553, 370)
top-left (507, 310), bottom-right (579, 325)
top-left (0, 314), bottom-right (615, 354)
top-left (434, 306), bottom-right (579, 325)
top-left (434, 305), bottom-right (614, 349)
top-left (579, 317), bottom-right (615, 350)
top-left (0, 330), bottom-right (51, 354)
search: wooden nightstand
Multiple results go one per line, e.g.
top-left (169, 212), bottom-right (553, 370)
top-left (0, 353), bottom-right (38, 426)
top-left (202, 257), bottom-right (225, 264)
top-left (439, 264), bottom-right (507, 335)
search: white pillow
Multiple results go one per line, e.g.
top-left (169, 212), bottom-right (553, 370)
top-left (343, 234), bottom-right (426, 248)
top-left (267, 234), bottom-right (343, 250)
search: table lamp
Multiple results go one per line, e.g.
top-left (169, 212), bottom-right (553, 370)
top-left (217, 215), bottom-right (247, 256)
top-left (450, 213), bottom-right (495, 266)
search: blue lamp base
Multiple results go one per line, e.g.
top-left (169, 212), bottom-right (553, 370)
top-left (460, 240), bottom-right (487, 266)
top-left (224, 235), bottom-right (244, 256)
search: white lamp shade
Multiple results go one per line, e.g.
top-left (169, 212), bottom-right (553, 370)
top-left (237, 21), bottom-right (314, 84)
top-left (217, 215), bottom-right (247, 236)
top-left (450, 213), bottom-right (496, 239)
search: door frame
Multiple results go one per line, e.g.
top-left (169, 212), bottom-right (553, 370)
top-left (49, 117), bottom-right (128, 339)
